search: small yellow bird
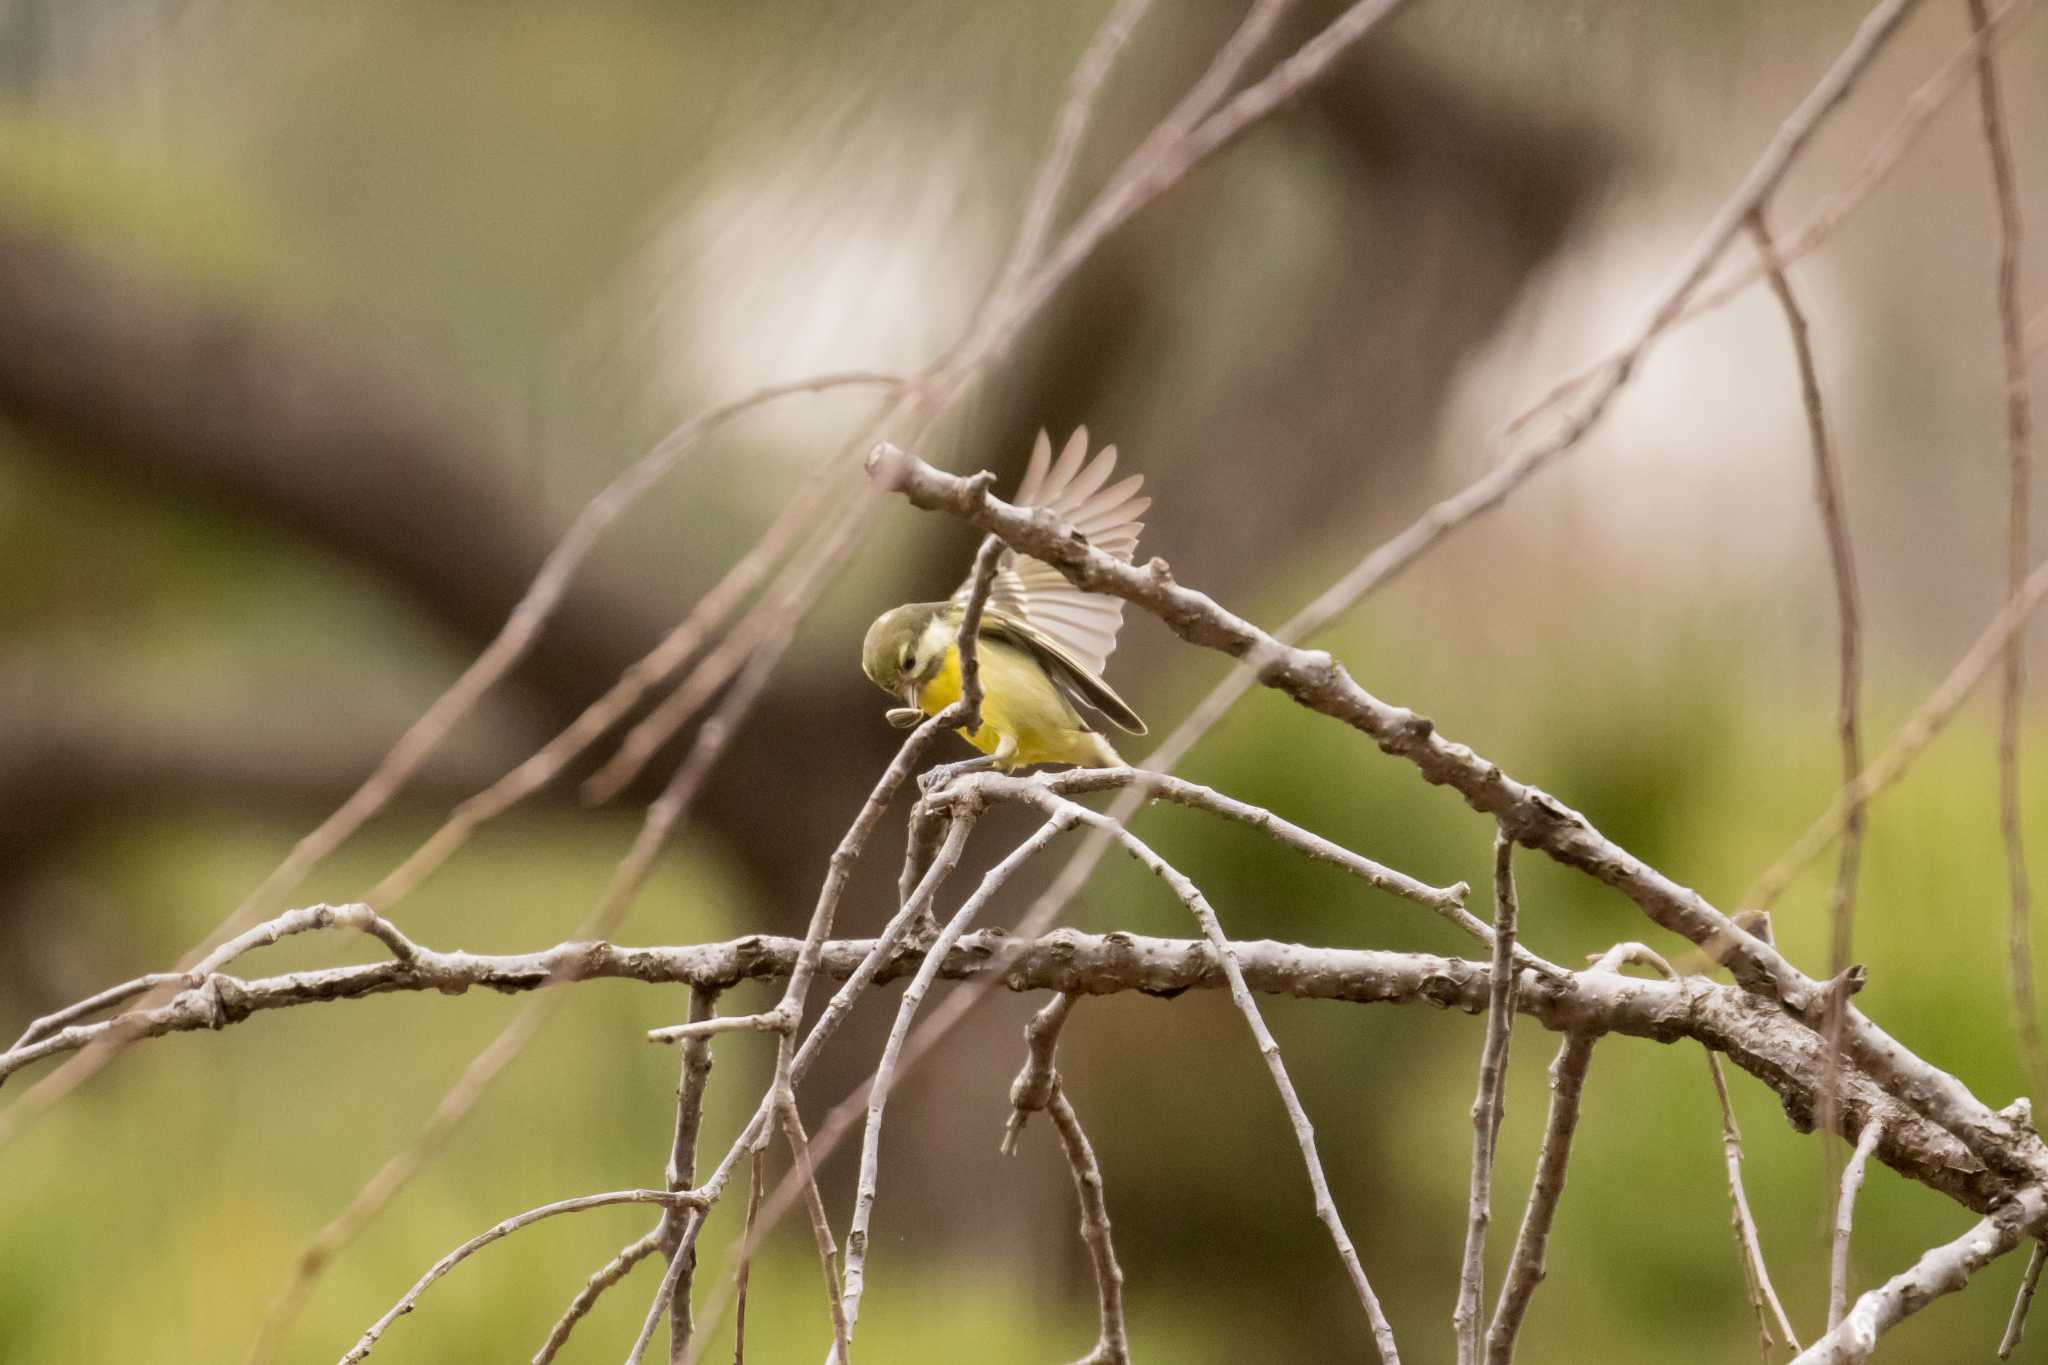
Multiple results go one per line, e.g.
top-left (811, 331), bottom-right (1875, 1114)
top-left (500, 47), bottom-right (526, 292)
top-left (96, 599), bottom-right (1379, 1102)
top-left (861, 428), bottom-right (1149, 768)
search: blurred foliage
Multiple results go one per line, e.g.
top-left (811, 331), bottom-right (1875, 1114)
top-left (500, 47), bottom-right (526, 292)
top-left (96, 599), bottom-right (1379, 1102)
top-left (2, 0), bottom-right (2046, 1362)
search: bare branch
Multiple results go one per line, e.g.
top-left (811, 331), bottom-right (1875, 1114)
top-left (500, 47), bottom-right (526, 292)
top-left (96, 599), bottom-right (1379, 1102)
top-left (531, 1228), bottom-right (665, 1365)
top-left (1202, 0), bottom-right (1925, 642)
top-left (972, 0), bottom-right (1412, 366)
top-left (1965, 0), bottom-right (2046, 1108)
top-left (662, 988), bottom-right (721, 1362)
top-left (337, 1188), bottom-right (698, 1365)
top-left (626, 1216), bottom-right (699, 1365)
top-left (663, 812), bottom-right (983, 1361)
top-left (1830, 1119), bottom-right (1885, 1330)
top-left (1999, 1241), bottom-right (2046, 1358)
top-left (997, 993), bottom-right (1129, 1363)
top-left (1486, 1033), bottom-right (1597, 1365)
top-left (9, 917), bottom-right (2022, 1223)
top-left (985, 0), bottom-right (1157, 316)
top-left (1030, 767), bottom-right (1474, 916)
top-left (1049, 1085), bottom-right (1129, 1365)
top-left (1709, 1024), bottom-right (1803, 1355)
top-left (1794, 1187), bottom-right (2048, 1364)
top-left (778, 1080), bottom-right (851, 1364)
top-left (649, 1013), bottom-right (783, 1045)
top-left (732, 1150), bottom-right (766, 1365)
top-left (207, 367), bottom-right (897, 963)
top-left (367, 403), bottom-right (897, 910)
top-left (1503, 0), bottom-right (2038, 442)
top-left (1748, 202), bottom-right (1869, 1201)
top-left (1003, 993), bottom-right (1078, 1157)
top-left (242, 994), bottom-right (564, 1365)
top-left (1587, 942), bottom-right (1799, 1351)
top-left (1748, 208), bottom-right (1866, 982)
top-left (1742, 551), bottom-right (2048, 915)
top-left (8, 901), bottom-right (408, 1058)
top-left (1455, 829), bottom-right (1520, 1365)
top-left (1016, 790), bottom-right (1402, 1362)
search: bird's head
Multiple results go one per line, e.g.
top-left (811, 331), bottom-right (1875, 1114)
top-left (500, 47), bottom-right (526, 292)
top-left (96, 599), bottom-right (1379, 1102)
top-left (861, 602), bottom-right (949, 705)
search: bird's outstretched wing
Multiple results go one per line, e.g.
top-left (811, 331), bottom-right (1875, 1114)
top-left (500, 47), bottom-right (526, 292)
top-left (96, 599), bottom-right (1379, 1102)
top-left (951, 427), bottom-right (1149, 734)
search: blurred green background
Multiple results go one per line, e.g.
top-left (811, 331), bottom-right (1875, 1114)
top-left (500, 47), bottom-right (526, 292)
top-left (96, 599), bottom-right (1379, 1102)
top-left (1, 1), bottom-right (2045, 1361)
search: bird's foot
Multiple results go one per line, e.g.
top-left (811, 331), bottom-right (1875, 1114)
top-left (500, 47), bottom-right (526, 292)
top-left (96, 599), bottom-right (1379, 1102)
top-left (920, 755), bottom-right (996, 792)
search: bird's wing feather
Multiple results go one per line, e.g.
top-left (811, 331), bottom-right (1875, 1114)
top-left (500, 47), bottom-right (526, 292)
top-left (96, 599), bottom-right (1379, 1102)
top-left (951, 426), bottom-right (1149, 685)
top-left (980, 612), bottom-right (1146, 735)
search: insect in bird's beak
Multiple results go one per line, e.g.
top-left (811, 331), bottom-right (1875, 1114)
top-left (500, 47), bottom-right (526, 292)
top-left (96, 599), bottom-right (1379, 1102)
top-left (885, 706), bottom-right (923, 729)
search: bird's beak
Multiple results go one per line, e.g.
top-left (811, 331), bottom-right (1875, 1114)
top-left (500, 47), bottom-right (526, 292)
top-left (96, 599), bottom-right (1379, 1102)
top-left (902, 684), bottom-right (919, 708)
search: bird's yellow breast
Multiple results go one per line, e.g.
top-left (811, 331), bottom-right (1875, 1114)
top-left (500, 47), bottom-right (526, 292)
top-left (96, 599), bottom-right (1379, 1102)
top-left (915, 639), bottom-right (1118, 769)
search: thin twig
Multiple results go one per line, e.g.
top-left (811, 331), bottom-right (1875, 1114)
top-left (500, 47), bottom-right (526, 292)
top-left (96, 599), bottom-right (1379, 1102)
top-left (1999, 1241), bottom-right (2047, 1358)
top-left (241, 994), bottom-right (565, 1365)
top-left (1456, 829), bottom-right (1520, 1365)
top-left (1829, 1120), bottom-right (1885, 1329)
top-left (1029, 767), bottom-right (1472, 913)
top-left (1023, 791), bottom-right (1402, 1363)
top-left (7, 901), bottom-right (407, 1059)
top-left (1793, 1186), bottom-right (2048, 1363)
top-left (1588, 941), bottom-right (1800, 1352)
top-left (778, 1075), bottom-right (851, 1363)
top-left (626, 1220), bottom-right (698, 1365)
top-left (1742, 549), bottom-right (2048, 914)
top-left (1486, 1033), bottom-right (1598, 1365)
top-left (6, 369), bottom-right (899, 1135)
top-left (366, 399), bottom-right (899, 909)
top-left (1749, 205), bottom-right (1866, 1194)
top-left (1501, 0), bottom-right (2037, 443)
top-left (532, 1229), bottom-right (666, 1365)
top-left (1003, 992), bottom-right (1077, 1157)
top-left (1048, 1086), bottom-right (1129, 1365)
top-left (668, 816), bottom-right (982, 1365)
top-left (1713, 1044), bottom-right (1804, 1355)
top-left (244, 650), bottom-right (775, 1365)
top-left (1748, 209), bottom-right (1866, 980)
top-left (732, 1149), bottom-right (766, 1365)
top-left (972, 0), bottom-right (1412, 367)
top-left (337, 1188), bottom-right (697, 1364)
top-left (1966, 0), bottom-right (2046, 1109)
top-left (996, 994), bottom-right (1129, 1363)
top-left (986, 0), bottom-right (1157, 314)
top-left (663, 988), bottom-right (720, 1362)
top-left (839, 815), bottom-right (1078, 1355)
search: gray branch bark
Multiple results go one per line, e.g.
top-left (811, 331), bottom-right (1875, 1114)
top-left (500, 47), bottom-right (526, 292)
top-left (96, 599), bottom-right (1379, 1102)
top-left (4, 922), bottom-right (2014, 1222)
